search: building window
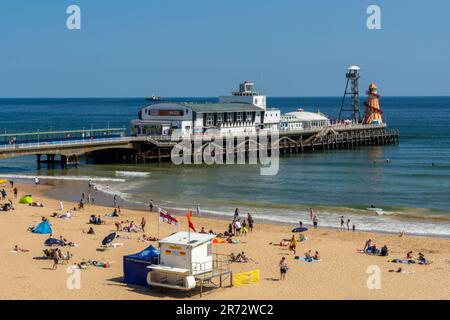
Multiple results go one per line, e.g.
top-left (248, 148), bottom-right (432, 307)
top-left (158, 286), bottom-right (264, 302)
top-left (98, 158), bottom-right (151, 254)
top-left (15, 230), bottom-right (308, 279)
top-left (206, 113), bottom-right (214, 126)
top-left (207, 243), bottom-right (212, 256)
top-left (226, 112), bottom-right (233, 123)
top-left (246, 112), bottom-right (253, 122)
top-left (216, 113), bottom-right (223, 125)
top-left (236, 112), bottom-right (243, 122)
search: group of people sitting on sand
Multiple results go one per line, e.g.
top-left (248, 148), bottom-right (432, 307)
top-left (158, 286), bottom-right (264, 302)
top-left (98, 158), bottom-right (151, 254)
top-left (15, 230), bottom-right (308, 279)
top-left (43, 248), bottom-right (73, 269)
top-left (229, 251), bottom-right (254, 263)
top-left (114, 220), bottom-right (141, 233)
top-left (363, 239), bottom-right (389, 256)
top-left (302, 250), bottom-right (320, 262)
top-left (51, 210), bottom-right (73, 219)
top-left (137, 234), bottom-right (159, 242)
top-left (0, 200), bottom-right (14, 211)
top-left (89, 215), bottom-right (105, 225)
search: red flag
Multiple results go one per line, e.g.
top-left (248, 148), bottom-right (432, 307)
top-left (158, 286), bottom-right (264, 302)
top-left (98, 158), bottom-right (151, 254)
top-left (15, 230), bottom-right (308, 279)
top-left (186, 210), bottom-right (196, 232)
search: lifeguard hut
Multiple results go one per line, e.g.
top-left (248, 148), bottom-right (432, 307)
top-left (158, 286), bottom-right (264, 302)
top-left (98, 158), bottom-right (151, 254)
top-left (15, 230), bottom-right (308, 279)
top-left (146, 232), bottom-right (232, 296)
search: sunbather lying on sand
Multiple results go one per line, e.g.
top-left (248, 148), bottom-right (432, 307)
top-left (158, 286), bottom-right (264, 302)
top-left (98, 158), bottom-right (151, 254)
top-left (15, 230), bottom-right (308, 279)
top-left (30, 202), bottom-right (45, 207)
top-left (12, 245), bottom-right (29, 253)
top-left (137, 234), bottom-right (158, 242)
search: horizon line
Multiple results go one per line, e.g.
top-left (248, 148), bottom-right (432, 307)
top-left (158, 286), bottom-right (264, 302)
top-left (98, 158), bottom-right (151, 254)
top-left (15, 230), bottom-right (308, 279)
top-left (1, 95), bottom-right (450, 99)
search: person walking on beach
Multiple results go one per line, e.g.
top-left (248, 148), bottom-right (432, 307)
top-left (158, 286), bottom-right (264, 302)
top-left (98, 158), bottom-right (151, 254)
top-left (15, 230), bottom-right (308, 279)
top-left (59, 201), bottom-right (64, 211)
top-left (313, 215), bottom-right (318, 229)
top-left (196, 204), bottom-right (201, 216)
top-left (113, 194), bottom-right (118, 208)
top-left (35, 177), bottom-right (40, 185)
top-left (141, 217), bottom-right (146, 232)
top-left (340, 216), bottom-right (345, 231)
top-left (289, 235), bottom-right (298, 255)
top-left (13, 187), bottom-right (18, 199)
top-left (247, 213), bottom-right (254, 232)
top-left (279, 257), bottom-right (288, 280)
top-left (149, 200), bottom-right (154, 212)
top-left (346, 219), bottom-right (351, 231)
top-left (309, 208), bottom-right (314, 220)
top-left (234, 208), bottom-right (239, 221)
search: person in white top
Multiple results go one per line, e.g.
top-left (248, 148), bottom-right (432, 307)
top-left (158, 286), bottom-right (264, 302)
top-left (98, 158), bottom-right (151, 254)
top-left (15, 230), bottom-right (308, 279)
top-left (35, 177), bottom-right (40, 185)
top-left (59, 201), bottom-right (64, 211)
top-left (196, 204), bottom-right (201, 216)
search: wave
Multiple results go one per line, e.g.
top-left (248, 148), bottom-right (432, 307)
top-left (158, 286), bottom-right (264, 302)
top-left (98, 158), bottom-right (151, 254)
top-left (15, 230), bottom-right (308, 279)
top-left (115, 171), bottom-right (150, 178)
top-left (0, 174), bottom-right (126, 183)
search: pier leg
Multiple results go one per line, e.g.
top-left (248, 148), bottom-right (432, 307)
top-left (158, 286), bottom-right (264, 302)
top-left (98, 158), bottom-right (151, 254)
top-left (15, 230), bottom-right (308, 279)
top-left (36, 154), bottom-right (42, 170)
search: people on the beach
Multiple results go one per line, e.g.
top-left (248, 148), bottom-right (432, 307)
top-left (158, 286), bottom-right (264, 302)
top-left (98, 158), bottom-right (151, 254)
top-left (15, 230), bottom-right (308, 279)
top-left (247, 213), bottom-right (254, 232)
top-left (279, 257), bottom-right (288, 280)
top-left (340, 216), bottom-right (345, 231)
top-left (149, 200), bottom-right (154, 212)
top-left (196, 204), bottom-right (201, 216)
top-left (140, 217), bottom-right (146, 232)
top-left (289, 235), bottom-right (298, 255)
top-left (313, 215), bottom-right (318, 229)
top-left (346, 219), bottom-right (351, 231)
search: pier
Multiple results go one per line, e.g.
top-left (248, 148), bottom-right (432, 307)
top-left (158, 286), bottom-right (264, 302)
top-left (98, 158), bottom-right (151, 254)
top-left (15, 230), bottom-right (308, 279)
top-left (0, 124), bottom-right (398, 168)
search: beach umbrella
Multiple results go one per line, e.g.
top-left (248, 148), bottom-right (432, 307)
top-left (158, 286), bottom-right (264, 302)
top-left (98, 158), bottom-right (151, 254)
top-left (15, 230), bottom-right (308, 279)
top-left (102, 232), bottom-right (116, 246)
top-left (44, 238), bottom-right (65, 246)
top-left (20, 195), bottom-right (33, 204)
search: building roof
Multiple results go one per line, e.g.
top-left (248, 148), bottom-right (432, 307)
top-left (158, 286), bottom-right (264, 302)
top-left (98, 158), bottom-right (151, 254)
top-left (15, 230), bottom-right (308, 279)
top-left (282, 109), bottom-right (329, 121)
top-left (158, 231), bottom-right (215, 248)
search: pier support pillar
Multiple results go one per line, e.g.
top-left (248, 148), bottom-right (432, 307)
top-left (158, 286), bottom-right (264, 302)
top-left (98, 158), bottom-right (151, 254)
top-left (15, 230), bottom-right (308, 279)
top-left (36, 154), bottom-right (42, 170)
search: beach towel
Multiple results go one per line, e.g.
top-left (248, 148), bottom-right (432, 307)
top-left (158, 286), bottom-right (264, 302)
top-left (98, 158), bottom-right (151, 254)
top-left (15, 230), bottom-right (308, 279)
top-left (294, 257), bottom-right (322, 262)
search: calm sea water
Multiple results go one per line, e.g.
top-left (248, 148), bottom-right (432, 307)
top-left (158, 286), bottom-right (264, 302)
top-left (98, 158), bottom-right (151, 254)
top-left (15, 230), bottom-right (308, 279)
top-left (1, 97), bottom-right (450, 236)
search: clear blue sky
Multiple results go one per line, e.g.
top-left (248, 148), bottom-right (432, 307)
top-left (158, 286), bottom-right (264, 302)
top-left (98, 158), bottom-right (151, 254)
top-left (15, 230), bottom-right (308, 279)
top-left (1, 0), bottom-right (449, 97)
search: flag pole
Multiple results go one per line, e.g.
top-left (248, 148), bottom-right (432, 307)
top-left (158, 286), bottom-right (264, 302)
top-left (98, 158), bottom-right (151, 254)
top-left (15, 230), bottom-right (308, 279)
top-left (157, 207), bottom-right (160, 240)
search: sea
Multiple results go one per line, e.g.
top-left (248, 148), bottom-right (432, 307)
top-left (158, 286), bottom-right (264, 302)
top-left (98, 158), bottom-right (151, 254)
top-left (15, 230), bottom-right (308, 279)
top-left (1, 97), bottom-right (449, 236)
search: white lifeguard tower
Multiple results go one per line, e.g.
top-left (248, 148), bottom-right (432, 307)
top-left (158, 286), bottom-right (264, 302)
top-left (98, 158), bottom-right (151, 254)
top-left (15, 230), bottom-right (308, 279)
top-left (146, 232), bottom-right (232, 296)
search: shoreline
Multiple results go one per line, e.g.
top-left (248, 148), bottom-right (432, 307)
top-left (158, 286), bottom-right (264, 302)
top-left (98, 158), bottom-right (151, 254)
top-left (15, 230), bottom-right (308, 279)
top-left (0, 181), bottom-right (449, 299)
top-left (16, 176), bottom-right (450, 239)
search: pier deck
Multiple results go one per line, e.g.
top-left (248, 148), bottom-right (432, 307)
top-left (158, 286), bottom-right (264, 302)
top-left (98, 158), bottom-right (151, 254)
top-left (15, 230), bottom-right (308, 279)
top-left (0, 124), bottom-right (399, 168)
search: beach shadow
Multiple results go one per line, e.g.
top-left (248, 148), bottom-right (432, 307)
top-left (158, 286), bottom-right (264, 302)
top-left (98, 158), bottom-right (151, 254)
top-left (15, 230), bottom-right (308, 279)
top-left (106, 276), bottom-right (226, 299)
top-left (265, 277), bottom-right (281, 282)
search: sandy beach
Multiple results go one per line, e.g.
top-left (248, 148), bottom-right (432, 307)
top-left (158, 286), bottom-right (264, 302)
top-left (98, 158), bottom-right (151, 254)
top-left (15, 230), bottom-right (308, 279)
top-left (0, 182), bottom-right (449, 300)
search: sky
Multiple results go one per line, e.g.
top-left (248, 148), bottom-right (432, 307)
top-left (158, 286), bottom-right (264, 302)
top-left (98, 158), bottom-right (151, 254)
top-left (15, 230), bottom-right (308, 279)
top-left (1, 0), bottom-right (449, 97)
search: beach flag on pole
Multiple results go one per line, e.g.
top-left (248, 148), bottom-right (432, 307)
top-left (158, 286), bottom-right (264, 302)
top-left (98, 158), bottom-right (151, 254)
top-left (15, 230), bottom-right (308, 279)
top-left (159, 208), bottom-right (179, 226)
top-left (186, 210), bottom-right (196, 232)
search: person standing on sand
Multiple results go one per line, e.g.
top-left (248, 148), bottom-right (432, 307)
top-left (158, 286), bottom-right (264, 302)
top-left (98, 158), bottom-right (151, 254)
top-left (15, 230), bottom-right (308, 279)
top-left (113, 195), bottom-right (118, 208)
top-left (13, 187), bottom-right (18, 199)
top-left (59, 201), bottom-right (64, 211)
top-left (141, 217), bottom-right (146, 232)
top-left (35, 177), bottom-right (40, 185)
top-left (279, 257), bottom-right (288, 280)
top-left (346, 219), bottom-right (351, 231)
top-left (340, 216), bottom-right (345, 231)
top-left (309, 208), bottom-right (314, 220)
top-left (149, 200), bottom-right (154, 212)
top-left (289, 235), bottom-right (298, 255)
top-left (196, 204), bottom-right (201, 216)
top-left (313, 215), bottom-right (318, 229)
